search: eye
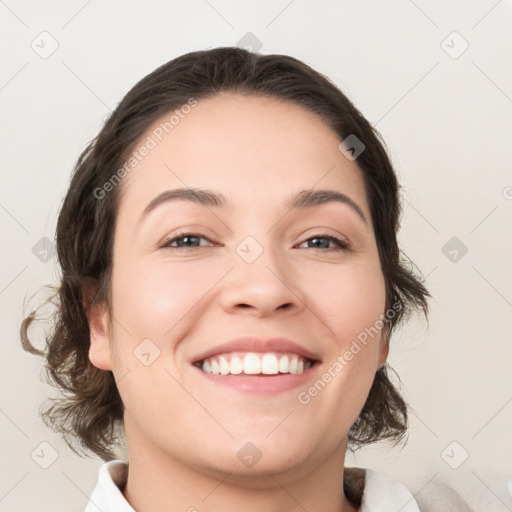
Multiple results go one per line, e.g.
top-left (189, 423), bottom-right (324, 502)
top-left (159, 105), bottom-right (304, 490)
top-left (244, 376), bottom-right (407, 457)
top-left (159, 232), bottom-right (349, 251)
top-left (297, 234), bottom-right (349, 250)
top-left (159, 232), bottom-right (216, 249)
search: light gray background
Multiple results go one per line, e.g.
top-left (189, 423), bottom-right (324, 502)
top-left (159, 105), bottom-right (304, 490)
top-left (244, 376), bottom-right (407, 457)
top-left (1, 1), bottom-right (511, 511)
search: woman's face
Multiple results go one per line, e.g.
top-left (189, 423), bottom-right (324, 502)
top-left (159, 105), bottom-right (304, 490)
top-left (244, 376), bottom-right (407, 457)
top-left (89, 93), bottom-right (389, 480)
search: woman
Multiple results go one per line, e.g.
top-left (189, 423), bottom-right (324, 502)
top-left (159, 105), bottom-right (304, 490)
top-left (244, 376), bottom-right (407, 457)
top-left (21, 47), bottom-right (431, 511)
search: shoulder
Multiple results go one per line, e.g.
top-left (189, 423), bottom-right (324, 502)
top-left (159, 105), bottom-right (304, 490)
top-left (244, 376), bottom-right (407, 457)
top-left (345, 466), bottom-right (421, 512)
top-left (414, 478), bottom-right (475, 511)
top-left (348, 467), bottom-right (475, 512)
top-left (362, 467), bottom-right (422, 511)
top-left (85, 460), bottom-right (133, 512)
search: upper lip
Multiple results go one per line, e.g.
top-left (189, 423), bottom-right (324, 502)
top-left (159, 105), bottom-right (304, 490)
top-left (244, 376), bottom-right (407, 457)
top-left (190, 337), bottom-right (322, 364)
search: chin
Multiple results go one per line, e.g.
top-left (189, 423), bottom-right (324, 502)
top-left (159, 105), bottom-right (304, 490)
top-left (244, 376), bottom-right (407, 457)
top-left (213, 450), bottom-right (314, 485)
top-left (202, 435), bottom-right (321, 481)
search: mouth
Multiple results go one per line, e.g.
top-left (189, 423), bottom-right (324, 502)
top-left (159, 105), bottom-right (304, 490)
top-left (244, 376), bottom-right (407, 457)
top-left (189, 337), bottom-right (322, 394)
top-left (193, 351), bottom-right (318, 376)
top-left (192, 351), bottom-right (321, 395)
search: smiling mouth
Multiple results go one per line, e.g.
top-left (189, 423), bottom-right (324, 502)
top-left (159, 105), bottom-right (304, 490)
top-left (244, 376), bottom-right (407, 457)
top-left (193, 351), bottom-right (317, 376)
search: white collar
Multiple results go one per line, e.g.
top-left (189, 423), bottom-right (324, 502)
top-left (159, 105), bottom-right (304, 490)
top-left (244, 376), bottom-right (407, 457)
top-left (86, 460), bottom-right (133, 512)
top-left (360, 467), bottom-right (421, 511)
top-left (85, 460), bottom-right (421, 512)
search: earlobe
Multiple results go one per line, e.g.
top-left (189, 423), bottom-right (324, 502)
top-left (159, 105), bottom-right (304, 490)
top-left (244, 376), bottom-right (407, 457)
top-left (378, 329), bottom-right (390, 369)
top-left (83, 284), bottom-right (113, 371)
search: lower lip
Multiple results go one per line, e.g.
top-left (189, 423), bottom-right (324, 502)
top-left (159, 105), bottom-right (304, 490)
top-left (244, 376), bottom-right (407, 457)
top-left (193, 364), bottom-right (319, 395)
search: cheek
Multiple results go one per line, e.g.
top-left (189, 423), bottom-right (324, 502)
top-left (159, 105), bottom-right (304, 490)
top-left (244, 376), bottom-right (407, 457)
top-left (108, 257), bottom-right (216, 429)
top-left (298, 260), bottom-right (386, 414)
top-left (112, 249), bottom-right (385, 351)
top-left (305, 259), bottom-right (386, 344)
top-left (111, 255), bottom-right (223, 345)
top-left (294, 268), bottom-right (385, 436)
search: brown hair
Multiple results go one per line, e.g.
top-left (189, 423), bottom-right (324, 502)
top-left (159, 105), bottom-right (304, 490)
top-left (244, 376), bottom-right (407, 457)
top-left (20, 47), bottom-right (430, 470)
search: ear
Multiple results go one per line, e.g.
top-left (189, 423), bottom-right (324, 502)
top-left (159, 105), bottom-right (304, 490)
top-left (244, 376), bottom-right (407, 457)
top-left (83, 283), bottom-right (113, 371)
top-left (377, 325), bottom-right (390, 369)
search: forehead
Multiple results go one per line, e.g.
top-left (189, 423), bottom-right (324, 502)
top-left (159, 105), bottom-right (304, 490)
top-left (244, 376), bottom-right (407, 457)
top-left (117, 93), bottom-right (370, 220)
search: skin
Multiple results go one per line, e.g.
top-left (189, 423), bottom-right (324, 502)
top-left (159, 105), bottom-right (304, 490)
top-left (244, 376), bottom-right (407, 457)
top-left (88, 92), bottom-right (389, 512)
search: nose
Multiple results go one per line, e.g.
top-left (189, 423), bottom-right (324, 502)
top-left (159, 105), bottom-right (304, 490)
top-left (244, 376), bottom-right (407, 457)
top-left (219, 240), bottom-right (304, 318)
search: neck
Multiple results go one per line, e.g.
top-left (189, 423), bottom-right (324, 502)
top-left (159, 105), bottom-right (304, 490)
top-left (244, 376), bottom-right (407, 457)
top-left (122, 424), bottom-right (359, 512)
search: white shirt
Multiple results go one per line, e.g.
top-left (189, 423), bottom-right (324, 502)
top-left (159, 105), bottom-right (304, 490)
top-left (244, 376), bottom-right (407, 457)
top-left (85, 460), bottom-right (421, 512)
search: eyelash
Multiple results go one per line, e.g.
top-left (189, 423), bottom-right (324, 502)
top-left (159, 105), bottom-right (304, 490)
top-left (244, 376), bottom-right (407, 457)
top-left (159, 232), bottom-right (349, 251)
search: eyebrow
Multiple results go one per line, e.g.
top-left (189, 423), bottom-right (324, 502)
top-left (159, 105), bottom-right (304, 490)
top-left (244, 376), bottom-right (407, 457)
top-left (138, 187), bottom-right (368, 225)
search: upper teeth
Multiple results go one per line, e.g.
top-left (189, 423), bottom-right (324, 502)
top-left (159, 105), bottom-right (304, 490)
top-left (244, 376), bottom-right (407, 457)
top-left (200, 352), bottom-right (312, 375)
